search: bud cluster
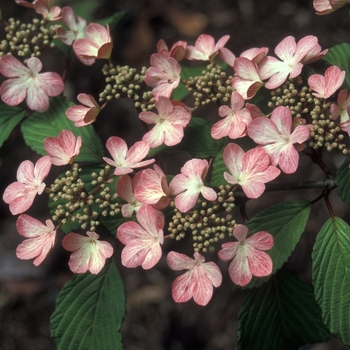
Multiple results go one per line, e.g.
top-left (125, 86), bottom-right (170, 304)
top-left (0, 17), bottom-right (59, 59)
top-left (167, 185), bottom-right (236, 253)
top-left (49, 164), bottom-right (120, 232)
top-left (268, 77), bottom-right (311, 120)
top-left (100, 63), bottom-right (156, 111)
top-left (185, 63), bottom-right (234, 107)
top-left (268, 78), bottom-right (349, 153)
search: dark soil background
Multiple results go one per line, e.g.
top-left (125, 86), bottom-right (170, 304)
top-left (1, 0), bottom-right (350, 349)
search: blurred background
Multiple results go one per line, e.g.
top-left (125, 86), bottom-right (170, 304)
top-left (1, 0), bottom-right (350, 349)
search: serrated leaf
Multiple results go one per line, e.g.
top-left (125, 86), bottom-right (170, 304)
top-left (51, 260), bottom-right (126, 350)
top-left (0, 104), bottom-right (25, 147)
top-left (322, 43), bottom-right (350, 90)
top-left (244, 200), bottom-right (311, 288)
top-left (21, 96), bottom-right (104, 163)
top-left (238, 270), bottom-right (330, 350)
top-left (312, 216), bottom-right (350, 346)
top-left (336, 156), bottom-right (350, 203)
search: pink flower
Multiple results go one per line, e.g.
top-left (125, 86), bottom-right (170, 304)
top-left (116, 174), bottom-right (143, 217)
top-left (134, 165), bottom-right (171, 209)
top-left (247, 106), bottom-right (310, 174)
top-left (16, 214), bottom-right (56, 266)
top-left (258, 35), bottom-right (327, 89)
top-left (240, 47), bottom-right (269, 64)
top-left (33, 0), bottom-right (61, 20)
top-left (56, 6), bottom-right (87, 45)
top-left (62, 231), bottom-right (113, 274)
top-left (73, 23), bottom-right (113, 65)
top-left (313, 0), bottom-right (350, 15)
top-left (144, 53), bottom-right (181, 100)
top-left (103, 136), bottom-right (155, 175)
top-left (139, 96), bottom-right (191, 148)
top-left (117, 205), bottom-right (164, 269)
top-left (0, 55), bottom-right (64, 112)
top-left (157, 39), bottom-right (187, 62)
top-left (3, 156), bottom-right (52, 215)
top-left (223, 143), bottom-right (281, 199)
top-left (185, 34), bottom-right (231, 62)
top-left (331, 89), bottom-right (350, 132)
top-left (169, 159), bottom-right (217, 213)
top-left (66, 93), bottom-right (101, 127)
top-left (15, 0), bottom-right (61, 21)
top-left (231, 57), bottom-right (264, 99)
top-left (308, 65), bottom-right (345, 99)
top-left (166, 251), bottom-right (222, 306)
top-left (44, 130), bottom-right (82, 166)
top-left (218, 224), bottom-right (274, 286)
top-left (211, 91), bottom-right (252, 139)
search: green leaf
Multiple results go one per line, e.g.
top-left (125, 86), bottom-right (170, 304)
top-left (322, 43), bottom-right (350, 90)
top-left (312, 216), bottom-right (350, 346)
top-left (238, 270), bottom-right (330, 350)
top-left (336, 156), bottom-right (350, 203)
top-left (21, 96), bottom-right (104, 163)
top-left (244, 200), bottom-right (311, 288)
top-left (51, 260), bottom-right (126, 350)
top-left (210, 149), bottom-right (226, 186)
top-left (98, 11), bottom-right (125, 28)
top-left (0, 104), bottom-right (25, 147)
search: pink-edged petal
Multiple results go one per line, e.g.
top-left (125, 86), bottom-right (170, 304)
top-left (246, 231), bottom-right (274, 250)
top-left (0, 55), bottom-right (29, 77)
top-left (247, 250), bottom-right (273, 277)
top-left (0, 78), bottom-right (28, 107)
top-left (166, 251), bottom-right (197, 270)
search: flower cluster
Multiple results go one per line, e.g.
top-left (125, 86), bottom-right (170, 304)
top-left (3, 0), bottom-right (350, 309)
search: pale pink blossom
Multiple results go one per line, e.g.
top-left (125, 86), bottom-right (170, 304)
top-left (33, 0), bottom-right (61, 20)
top-left (223, 143), bottom-right (281, 199)
top-left (116, 173), bottom-right (143, 217)
top-left (246, 103), bottom-right (265, 119)
top-left (56, 6), bottom-right (87, 45)
top-left (169, 159), bottom-right (217, 213)
top-left (15, 0), bottom-right (61, 21)
top-left (157, 39), bottom-right (187, 62)
top-left (134, 165), bottom-right (171, 209)
top-left (44, 130), bottom-right (82, 166)
top-left (62, 231), bottom-right (113, 274)
top-left (185, 34), bottom-right (233, 63)
top-left (73, 23), bottom-right (113, 66)
top-left (144, 53), bottom-right (181, 100)
top-left (66, 93), bottom-right (101, 127)
top-left (3, 156), bottom-right (52, 215)
top-left (308, 65), bottom-right (345, 99)
top-left (103, 136), bottom-right (155, 175)
top-left (139, 96), bottom-right (191, 147)
top-left (211, 91), bottom-right (252, 139)
top-left (331, 89), bottom-right (350, 132)
top-left (231, 58), bottom-right (264, 100)
top-left (16, 214), bottom-right (56, 266)
top-left (166, 251), bottom-right (222, 306)
top-left (247, 106), bottom-right (310, 174)
top-left (313, 0), bottom-right (350, 15)
top-left (258, 35), bottom-right (327, 89)
top-left (0, 55), bottom-right (64, 112)
top-left (117, 205), bottom-right (164, 269)
top-left (218, 224), bottom-right (273, 286)
top-left (240, 47), bottom-right (269, 64)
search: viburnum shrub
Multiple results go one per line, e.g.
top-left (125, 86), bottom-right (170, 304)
top-left (3, 0), bottom-right (350, 349)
